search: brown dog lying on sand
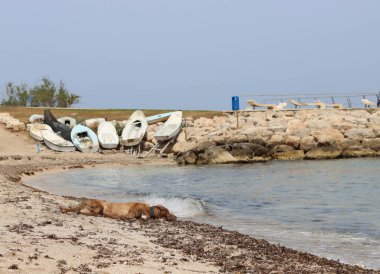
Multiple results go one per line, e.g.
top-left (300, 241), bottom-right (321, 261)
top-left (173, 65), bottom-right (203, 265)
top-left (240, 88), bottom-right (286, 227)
top-left (60, 199), bottom-right (176, 221)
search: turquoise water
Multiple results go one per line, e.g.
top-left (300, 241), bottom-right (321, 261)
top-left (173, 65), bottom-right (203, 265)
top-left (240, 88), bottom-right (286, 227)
top-left (25, 158), bottom-right (380, 269)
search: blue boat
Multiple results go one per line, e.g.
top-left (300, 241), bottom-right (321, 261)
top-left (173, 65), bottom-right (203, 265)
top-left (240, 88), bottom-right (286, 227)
top-left (146, 112), bottom-right (175, 125)
top-left (71, 124), bottom-right (99, 153)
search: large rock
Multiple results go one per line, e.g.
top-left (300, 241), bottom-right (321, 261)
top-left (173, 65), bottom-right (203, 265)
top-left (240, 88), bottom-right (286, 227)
top-left (273, 150), bottom-right (305, 160)
top-left (370, 125), bottom-right (380, 137)
top-left (177, 151), bottom-right (197, 165)
top-left (226, 134), bottom-right (248, 143)
top-left (171, 141), bottom-right (197, 153)
top-left (341, 146), bottom-right (375, 158)
top-left (230, 143), bottom-right (254, 160)
top-left (267, 134), bottom-right (284, 148)
top-left (300, 136), bottom-right (317, 151)
top-left (340, 138), bottom-right (361, 149)
top-left (305, 147), bottom-right (342, 159)
top-left (194, 117), bottom-right (214, 128)
top-left (284, 135), bottom-right (301, 149)
top-left (312, 129), bottom-right (344, 147)
top-left (344, 128), bottom-right (375, 139)
top-left (268, 119), bottom-right (286, 133)
top-left (197, 146), bottom-right (237, 164)
top-left (285, 119), bottom-right (310, 138)
top-left (272, 145), bottom-right (294, 153)
top-left (361, 138), bottom-right (380, 151)
top-left (193, 140), bottom-right (216, 153)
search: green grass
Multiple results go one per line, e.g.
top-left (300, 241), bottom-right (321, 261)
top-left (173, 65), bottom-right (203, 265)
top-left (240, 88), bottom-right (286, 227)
top-left (0, 106), bottom-right (223, 123)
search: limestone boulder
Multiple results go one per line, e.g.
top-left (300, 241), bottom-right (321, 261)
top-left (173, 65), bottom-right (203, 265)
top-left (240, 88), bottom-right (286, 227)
top-left (177, 151), bottom-right (197, 165)
top-left (0, 113), bottom-right (11, 123)
top-left (146, 131), bottom-right (155, 143)
top-left (268, 119), bottom-right (287, 133)
top-left (194, 117), bottom-right (214, 128)
top-left (306, 119), bottom-right (330, 130)
top-left (5, 120), bottom-right (25, 132)
top-left (331, 121), bottom-right (354, 132)
top-left (272, 145), bottom-right (294, 153)
top-left (340, 138), bottom-right (361, 149)
top-left (226, 134), bottom-right (248, 143)
top-left (300, 136), bottom-right (317, 151)
top-left (171, 141), bottom-right (197, 154)
top-left (312, 129), bottom-right (344, 147)
top-left (284, 135), bottom-right (300, 149)
top-left (344, 128), bottom-right (375, 139)
top-left (193, 140), bottom-right (216, 153)
top-left (213, 116), bottom-right (227, 124)
top-left (285, 119), bottom-right (310, 138)
top-left (251, 144), bottom-right (271, 157)
top-left (341, 146), bottom-right (375, 158)
top-left (342, 116), bottom-right (368, 125)
top-left (141, 141), bottom-right (155, 151)
top-left (267, 134), bottom-right (284, 148)
top-left (369, 124), bottom-right (380, 138)
top-left (210, 135), bottom-right (227, 145)
top-left (197, 146), bottom-right (237, 165)
top-left (305, 147), bottom-right (342, 159)
top-left (241, 126), bottom-right (272, 138)
top-left (273, 150), bottom-right (305, 160)
top-left (176, 132), bottom-right (187, 143)
top-left (361, 138), bottom-right (380, 151)
top-left (229, 143), bottom-right (255, 160)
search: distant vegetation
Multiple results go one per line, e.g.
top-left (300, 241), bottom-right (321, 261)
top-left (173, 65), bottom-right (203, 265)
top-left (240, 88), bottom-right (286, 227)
top-left (1, 77), bottom-right (80, 108)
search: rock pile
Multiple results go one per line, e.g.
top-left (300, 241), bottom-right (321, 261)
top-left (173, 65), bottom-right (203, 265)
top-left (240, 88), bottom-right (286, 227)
top-left (175, 109), bottom-right (380, 164)
top-left (0, 113), bottom-right (25, 132)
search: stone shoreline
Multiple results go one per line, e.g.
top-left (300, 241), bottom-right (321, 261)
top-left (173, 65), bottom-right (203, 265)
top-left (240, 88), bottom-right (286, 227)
top-left (172, 109), bottom-right (380, 164)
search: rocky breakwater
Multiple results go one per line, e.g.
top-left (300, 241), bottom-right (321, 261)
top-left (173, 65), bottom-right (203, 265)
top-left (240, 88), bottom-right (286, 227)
top-left (173, 109), bottom-right (380, 165)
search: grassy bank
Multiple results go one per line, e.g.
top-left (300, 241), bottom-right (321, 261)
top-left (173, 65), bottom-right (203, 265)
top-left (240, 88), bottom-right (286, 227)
top-left (0, 106), bottom-right (222, 123)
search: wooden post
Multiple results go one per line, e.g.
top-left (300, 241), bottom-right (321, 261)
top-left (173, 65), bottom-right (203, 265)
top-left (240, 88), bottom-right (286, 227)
top-left (236, 111), bottom-right (239, 128)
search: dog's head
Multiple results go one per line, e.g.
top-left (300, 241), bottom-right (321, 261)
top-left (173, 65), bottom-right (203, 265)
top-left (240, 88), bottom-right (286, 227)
top-left (153, 205), bottom-right (177, 221)
top-left (83, 199), bottom-right (106, 215)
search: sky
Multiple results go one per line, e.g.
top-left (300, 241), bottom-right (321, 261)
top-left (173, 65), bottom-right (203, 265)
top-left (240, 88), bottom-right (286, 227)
top-left (0, 0), bottom-right (380, 110)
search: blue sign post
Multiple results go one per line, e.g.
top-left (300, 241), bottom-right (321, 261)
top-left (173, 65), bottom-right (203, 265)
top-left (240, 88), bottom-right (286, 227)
top-left (231, 96), bottom-right (240, 128)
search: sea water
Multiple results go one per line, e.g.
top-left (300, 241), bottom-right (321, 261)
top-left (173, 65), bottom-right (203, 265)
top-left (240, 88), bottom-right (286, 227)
top-left (25, 158), bottom-right (380, 269)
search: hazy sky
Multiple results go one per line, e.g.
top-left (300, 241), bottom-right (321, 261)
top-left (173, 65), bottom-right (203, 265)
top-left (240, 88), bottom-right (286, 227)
top-left (1, 1), bottom-right (379, 110)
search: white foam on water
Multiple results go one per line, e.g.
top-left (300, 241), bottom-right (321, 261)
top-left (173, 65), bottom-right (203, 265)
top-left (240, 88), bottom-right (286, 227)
top-left (141, 195), bottom-right (206, 218)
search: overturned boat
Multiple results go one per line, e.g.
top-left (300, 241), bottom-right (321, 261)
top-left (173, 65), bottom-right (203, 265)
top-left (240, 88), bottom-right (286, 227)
top-left (146, 111), bottom-right (174, 125)
top-left (71, 124), bottom-right (99, 153)
top-left (57, 117), bottom-right (76, 128)
top-left (154, 111), bottom-right (182, 141)
top-left (41, 129), bottom-right (76, 152)
top-left (29, 114), bottom-right (44, 124)
top-left (97, 121), bottom-right (119, 149)
top-left (121, 110), bottom-right (148, 147)
top-left (44, 110), bottom-right (72, 141)
top-left (30, 124), bottom-right (53, 141)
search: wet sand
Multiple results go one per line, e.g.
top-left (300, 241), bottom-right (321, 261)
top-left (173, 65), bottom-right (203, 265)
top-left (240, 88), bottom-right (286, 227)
top-left (0, 127), bottom-right (379, 273)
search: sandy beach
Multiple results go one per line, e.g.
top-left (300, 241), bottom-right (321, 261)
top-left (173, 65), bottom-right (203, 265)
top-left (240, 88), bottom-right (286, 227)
top-left (0, 125), bottom-right (379, 273)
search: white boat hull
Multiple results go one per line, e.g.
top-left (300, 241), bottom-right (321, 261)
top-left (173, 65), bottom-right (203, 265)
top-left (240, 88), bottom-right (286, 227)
top-left (121, 110), bottom-right (148, 147)
top-left (30, 124), bottom-right (53, 141)
top-left (71, 125), bottom-right (99, 153)
top-left (146, 112), bottom-right (174, 125)
top-left (29, 114), bottom-right (44, 123)
top-left (41, 130), bottom-right (76, 152)
top-left (154, 111), bottom-right (182, 141)
top-left (57, 117), bottom-right (77, 128)
top-left (97, 121), bottom-right (119, 149)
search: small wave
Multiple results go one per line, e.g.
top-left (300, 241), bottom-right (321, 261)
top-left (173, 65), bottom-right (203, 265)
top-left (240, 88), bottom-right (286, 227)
top-left (141, 195), bottom-right (206, 218)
